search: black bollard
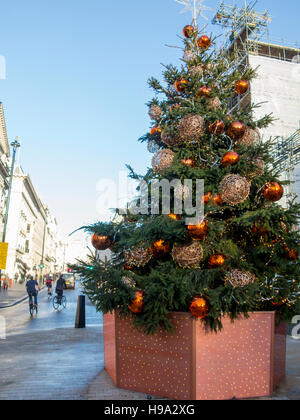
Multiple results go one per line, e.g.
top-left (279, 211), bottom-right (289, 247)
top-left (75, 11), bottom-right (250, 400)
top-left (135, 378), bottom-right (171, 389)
top-left (75, 295), bottom-right (86, 328)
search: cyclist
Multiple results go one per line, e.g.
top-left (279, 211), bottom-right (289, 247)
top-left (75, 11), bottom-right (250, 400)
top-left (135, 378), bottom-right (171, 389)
top-left (46, 276), bottom-right (53, 296)
top-left (55, 275), bottom-right (66, 304)
top-left (26, 276), bottom-right (40, 308)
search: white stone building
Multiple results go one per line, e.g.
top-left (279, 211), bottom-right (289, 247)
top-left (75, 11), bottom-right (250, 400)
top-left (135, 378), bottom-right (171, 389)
top-left (0, 103), bottom-right (10, 239)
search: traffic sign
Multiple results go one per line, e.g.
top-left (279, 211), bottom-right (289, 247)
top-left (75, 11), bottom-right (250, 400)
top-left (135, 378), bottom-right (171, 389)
top-left (0, 243), bottom-right (8, 270)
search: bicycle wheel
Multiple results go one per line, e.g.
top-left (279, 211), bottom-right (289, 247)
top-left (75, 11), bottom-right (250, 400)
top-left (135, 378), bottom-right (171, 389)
top-left (61, 296), bottom-right (67, 309)
top-left (53, 296), bottom-right (59, 310)
top-left (29, 304), bottom-right (34, 317)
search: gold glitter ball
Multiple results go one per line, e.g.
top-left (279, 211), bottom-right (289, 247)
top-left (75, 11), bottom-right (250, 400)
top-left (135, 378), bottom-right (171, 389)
top-left (124, 246), bottom-right (152, 268)
top-left (178, 114), bottom-right (205, 143)
top-left (219, 174), bottom-right (250, 206)
top-left (225, 269), bottom-right (257, 288)
top-left (152, 149), bottom-right (175, 174)
top-left (172, 242), bottom-right (204, 268)
top-left (148, 105), bottom-right (163, 121)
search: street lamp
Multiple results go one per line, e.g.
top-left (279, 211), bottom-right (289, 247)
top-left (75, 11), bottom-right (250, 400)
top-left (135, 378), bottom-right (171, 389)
top-left (2, 137), bottom-right (21, 243)
top-left (0, 137), bottom-right (21, 284)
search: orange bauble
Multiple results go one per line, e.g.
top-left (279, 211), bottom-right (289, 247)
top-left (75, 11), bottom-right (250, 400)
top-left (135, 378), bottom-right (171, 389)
top-left (123, 264), bottom-right (133, 271)
top-left (221, 151), bottom-right (240, 167)
top-left (128, 291), bottom-right (145, 314)
top-left (198, 35), bottom-right (211, 49)
top-left (202, 192), bottom-right (212, 205)
top-left (208, 254), bottom-right (226, 268)
top-left (188, 220), bottom-right (209, 241)
top-left (150, 126), bottom-right (162, 135)
top-left (151, 240), bottom-right (171, 258)
top-left (189, 296), bottom-right (210, 319)
top-left (285, 247), bottom-right (299, 261)
top-left (168, 214), bottom-right (181, 221)
top-left (183, 25), bottom-right (195, 38)
top-left (209, 120), bottom-right (225, 135)
top-left (272, 299), bottom-right (287, 307)
top-left (263, 182), bottom-right (284, 202)
top-left (235, 80), bottom-right (249, 95)
top-left (227, 121), bottom-right (246, 140)
top-left (91, 233), bottom-right (112, 251)
top-left (212, 194), bottom-right (223, 206)
top-left (175, 79), bottom-right (188, 93)
top-left (253, 223), bottom-right (268, 236)
top-left (181, 158), bottom-right (195, 167)
top-left (197, 85), bottom-right (212, 98)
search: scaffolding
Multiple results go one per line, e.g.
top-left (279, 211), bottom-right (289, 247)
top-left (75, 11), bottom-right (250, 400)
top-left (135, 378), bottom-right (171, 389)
top-left (212, 1), bottom-right (271, 57)
top-left (272, 130), bottom-right (300, 200)
top-left (212, 1), bottom-right (300, 200)
top-left (212, 1), bottom-right (299, 62)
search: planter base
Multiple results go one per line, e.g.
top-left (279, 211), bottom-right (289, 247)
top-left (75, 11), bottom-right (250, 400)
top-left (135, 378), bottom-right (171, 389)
top-left (103, 312), bottom-right (286, 400)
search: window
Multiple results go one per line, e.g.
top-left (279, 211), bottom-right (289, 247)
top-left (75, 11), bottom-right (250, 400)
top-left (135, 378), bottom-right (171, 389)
top-left (25, 240), bottom-right (30, 253)
top-left (27, 224), bottom-right (31, 233)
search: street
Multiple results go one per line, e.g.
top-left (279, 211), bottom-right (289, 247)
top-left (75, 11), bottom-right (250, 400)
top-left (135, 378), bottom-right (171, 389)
top-left (0, 281), bottom-right (104, 400)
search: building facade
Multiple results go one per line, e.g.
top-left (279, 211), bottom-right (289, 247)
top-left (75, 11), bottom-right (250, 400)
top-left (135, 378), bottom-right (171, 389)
top-left (0, 103), bottom-right (10, 240)
top-left (5, 165), bottom-right (65, 282)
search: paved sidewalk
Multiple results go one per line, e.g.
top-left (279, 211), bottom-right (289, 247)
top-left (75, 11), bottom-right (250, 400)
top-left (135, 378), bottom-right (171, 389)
top-left (0, 283), bottom-right (47, 308)
top-left (0, 283), bottom-right (28, 308)
top-left (0, 327), bottom-right (104, 400)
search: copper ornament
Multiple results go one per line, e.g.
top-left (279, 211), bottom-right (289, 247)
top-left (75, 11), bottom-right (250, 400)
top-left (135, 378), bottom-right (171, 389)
top-left (227, 121), bottom-right (246, 140)
top-left (187, 220), bottom-right (209, 241)
top-left (209, 120), bottom-right (225, 135)
top-left (91, 233), bottom-right (112, 251)
top-left (235, 80), bottom-right (249, 95)
top-left (189, 296), bottom-right (210, 319)
top-left (196, 85), bottom-right (212, 98)
top-left (151, 240), bottom-right (171, 258)
top-left (208, 254), bottom-right (226, 268)
top-left (263, 182), bottom-right (284, 202)
top-left (198, 35), bottom-right (211, 49)
top-left (150, 126), bottom-right (162, 136)
top-left (175, 79), bottom-right (188, 93)
top-left (221, 151), bottom-right (240, 167)
top-left (183, 25), bottom-right (195, 38)
top-left (128, 291), bottom-right (145, 314)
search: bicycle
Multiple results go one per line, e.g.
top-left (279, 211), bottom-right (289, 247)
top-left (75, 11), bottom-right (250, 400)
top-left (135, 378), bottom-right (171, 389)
top-left (53, 293), bottom-right (67, 310)
top-left (29, 294), bottom-right (38, 317)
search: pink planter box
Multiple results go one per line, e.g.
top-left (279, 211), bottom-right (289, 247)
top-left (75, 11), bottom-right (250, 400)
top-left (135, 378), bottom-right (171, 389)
top-left (103, 311), bottom-right (286, 400)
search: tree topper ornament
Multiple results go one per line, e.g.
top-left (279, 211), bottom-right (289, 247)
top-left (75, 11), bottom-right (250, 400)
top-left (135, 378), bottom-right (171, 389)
top-left (174, 0), bottom-right (212, 23)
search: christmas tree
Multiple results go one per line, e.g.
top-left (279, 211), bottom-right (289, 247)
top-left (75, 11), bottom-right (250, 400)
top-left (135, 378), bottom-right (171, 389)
top-left (72, 22), bottom-right (300, 335)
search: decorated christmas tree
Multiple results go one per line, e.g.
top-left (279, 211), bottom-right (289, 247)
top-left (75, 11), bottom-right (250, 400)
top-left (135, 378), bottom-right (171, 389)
top-left (72, 16), bottom-right (300, 335)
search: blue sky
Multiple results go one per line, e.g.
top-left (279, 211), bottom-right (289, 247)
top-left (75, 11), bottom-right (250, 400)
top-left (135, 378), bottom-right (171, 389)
top-left (0, 0), bottom-right (299, 237)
